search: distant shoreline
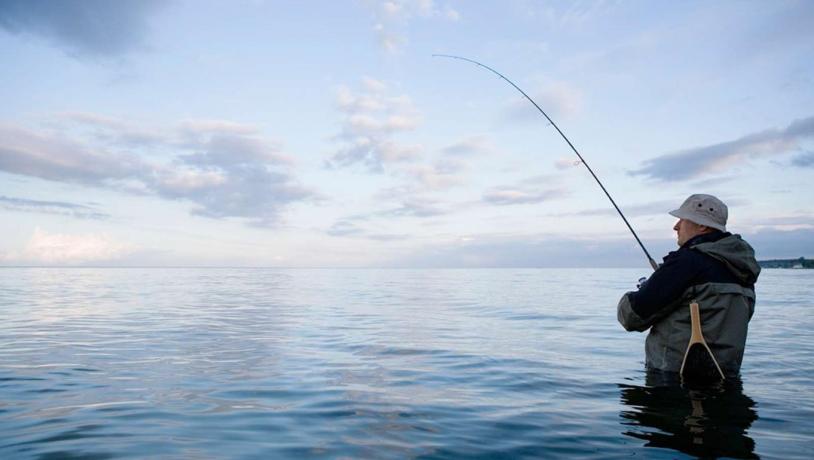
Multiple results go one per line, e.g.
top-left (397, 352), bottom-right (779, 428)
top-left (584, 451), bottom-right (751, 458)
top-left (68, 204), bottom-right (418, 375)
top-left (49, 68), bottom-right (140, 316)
top-left (758, 258), bottom-right (813, 269)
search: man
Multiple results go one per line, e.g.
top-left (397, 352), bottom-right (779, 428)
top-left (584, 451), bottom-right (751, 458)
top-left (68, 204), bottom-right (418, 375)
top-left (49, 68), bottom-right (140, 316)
top-left (617, 194), bottom-right (761, 376)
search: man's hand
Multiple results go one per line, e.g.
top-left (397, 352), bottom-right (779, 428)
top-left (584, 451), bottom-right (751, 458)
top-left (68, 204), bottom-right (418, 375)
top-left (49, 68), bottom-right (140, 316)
top-left (637, 276), bottom-right (648, 289)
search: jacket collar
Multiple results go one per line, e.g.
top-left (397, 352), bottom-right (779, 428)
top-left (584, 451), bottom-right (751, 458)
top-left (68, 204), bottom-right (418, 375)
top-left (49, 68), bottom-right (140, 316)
top-left (681, 230), bottom-right (730, 249)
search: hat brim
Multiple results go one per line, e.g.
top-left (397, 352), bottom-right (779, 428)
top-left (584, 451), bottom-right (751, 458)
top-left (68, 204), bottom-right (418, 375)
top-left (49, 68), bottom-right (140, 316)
top-left (669, 209), bottom-right (726, 232)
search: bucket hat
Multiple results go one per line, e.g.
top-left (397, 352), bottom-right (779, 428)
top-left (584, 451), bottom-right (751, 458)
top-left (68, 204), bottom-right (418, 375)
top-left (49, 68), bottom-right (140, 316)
top-left (669, 194), bottom-right (728, 231)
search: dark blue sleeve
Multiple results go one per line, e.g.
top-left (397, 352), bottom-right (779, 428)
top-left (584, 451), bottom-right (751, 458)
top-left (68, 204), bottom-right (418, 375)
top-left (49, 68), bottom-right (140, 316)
top-left (627, 249), bottom-right (701, 320)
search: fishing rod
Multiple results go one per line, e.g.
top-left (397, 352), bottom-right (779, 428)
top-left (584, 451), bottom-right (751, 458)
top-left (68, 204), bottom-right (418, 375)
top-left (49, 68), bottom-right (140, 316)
top-left (434, 54), bottom-right (659, 271)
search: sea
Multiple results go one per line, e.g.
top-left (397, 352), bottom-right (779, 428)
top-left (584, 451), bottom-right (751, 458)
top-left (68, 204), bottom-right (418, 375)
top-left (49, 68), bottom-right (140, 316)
top-left (1, 267), bottom-right (812, 459)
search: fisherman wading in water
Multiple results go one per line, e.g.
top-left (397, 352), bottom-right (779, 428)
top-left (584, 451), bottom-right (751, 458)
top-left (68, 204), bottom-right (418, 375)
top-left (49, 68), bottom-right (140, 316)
top-left (434, 57), bottom-right (761, 378)
top-left (617, 194), bottom-right (761, 377)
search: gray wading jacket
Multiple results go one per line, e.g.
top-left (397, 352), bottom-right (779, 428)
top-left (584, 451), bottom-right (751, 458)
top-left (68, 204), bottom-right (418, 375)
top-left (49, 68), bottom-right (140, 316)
top-left (617, 233), bottom-right (761, 375)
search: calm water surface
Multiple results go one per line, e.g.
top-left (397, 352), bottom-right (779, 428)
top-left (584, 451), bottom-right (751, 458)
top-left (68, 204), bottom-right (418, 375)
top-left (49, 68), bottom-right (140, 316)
top-left (1, 268), bottom-right (812, 459)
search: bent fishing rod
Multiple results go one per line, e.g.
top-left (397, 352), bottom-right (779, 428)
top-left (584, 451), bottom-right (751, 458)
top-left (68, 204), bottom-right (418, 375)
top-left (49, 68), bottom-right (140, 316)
top-left (434, 54), bottom-right (659, 271)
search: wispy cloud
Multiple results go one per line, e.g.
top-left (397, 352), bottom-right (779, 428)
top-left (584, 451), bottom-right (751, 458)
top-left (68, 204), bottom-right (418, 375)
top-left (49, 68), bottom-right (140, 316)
top-left (554, 156), bottom-right (583, 170)
top-left (523, 1), bottom-right (618, 29)
top-left (327, 78), bottom-right (423, 172)
top-left (630, 115), bottom-right (814, 181)
top-left (0, 118), bottom-right (316, 227)
top-left (326, 219), bottom-right (366, 237)
top-left (0, 0), bottom-right (167, 59)
top-left (324, 194), bottom-right (448, 242)
top-left (504, 81), bottom-right (584, 122)
top-left (482, 185), bottom-right (567, 206)
top-left (565, 200), bottom-right (678, 218)
top-left (393, 135), bottom-right (496, 191)
top-left (366, 232), bottom-right (409, 241)
top-left (378, 196), bottom-right (447, 217)
top-left (441, 135), bottom-right (495, 156)
top-left (325, 218), bottom-right (408, 241)
top-left (55, 112), bottom-right (168, 146)
top-left (792, 151), bottom-right (814, 167)
top-left (688, 174), bottom-right (741, 189)
top-left (364, 0), bottom-right (460, 53)
top-left (0, 124), bottom-right (149, 185)
top-left (2, 228), bottom-right (135, 265)
top-left (370, 182), bottom-right (456, 216)
top-left (746, 214), bottom-right (814, 231)
top-left (403, 162), bottom-right (463, 190)
top-left (330, 194), bottom-right (449, 227)
top-left (0, 195), bottom-right (109, 219)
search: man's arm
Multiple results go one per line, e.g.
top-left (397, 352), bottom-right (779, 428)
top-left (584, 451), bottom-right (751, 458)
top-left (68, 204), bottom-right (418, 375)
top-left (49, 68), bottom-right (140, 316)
top-left (617, 293), bottom-right (649, 331)
top-left (617, 249), bottom-right (701, 331)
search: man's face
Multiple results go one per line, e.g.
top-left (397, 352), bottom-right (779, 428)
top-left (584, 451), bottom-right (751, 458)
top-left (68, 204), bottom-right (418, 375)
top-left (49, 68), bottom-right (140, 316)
top-left (673, 218), bottom-right (706, 246)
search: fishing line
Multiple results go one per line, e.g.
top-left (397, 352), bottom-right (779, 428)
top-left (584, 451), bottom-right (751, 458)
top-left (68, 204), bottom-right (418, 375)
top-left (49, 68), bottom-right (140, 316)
top-left (433, 54), bottom-right (659, 271)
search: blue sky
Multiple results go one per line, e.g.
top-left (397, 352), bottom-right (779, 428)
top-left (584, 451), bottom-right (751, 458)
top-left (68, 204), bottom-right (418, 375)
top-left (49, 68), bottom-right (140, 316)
top-left (1, 0), bottom-right (812, 268)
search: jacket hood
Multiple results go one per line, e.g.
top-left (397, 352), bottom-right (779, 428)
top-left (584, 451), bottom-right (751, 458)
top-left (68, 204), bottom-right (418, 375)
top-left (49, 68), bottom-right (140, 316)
top-left (692, 234), bottom-right (761, 286)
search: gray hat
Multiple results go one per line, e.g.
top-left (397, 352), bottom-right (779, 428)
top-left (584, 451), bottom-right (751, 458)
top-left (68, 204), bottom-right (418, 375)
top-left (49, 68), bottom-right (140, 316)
top-left (669, 194), bottom-right (728, 231)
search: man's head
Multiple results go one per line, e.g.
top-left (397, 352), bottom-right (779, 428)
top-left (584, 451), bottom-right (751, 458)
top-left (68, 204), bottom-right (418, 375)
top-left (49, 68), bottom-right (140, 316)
top-left (669, 194), bottom-right (728, 246)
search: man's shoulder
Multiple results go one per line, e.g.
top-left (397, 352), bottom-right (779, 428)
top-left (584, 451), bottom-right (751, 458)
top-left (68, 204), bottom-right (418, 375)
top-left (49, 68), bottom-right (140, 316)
top-left (663, 245), bottom-right (706, 266)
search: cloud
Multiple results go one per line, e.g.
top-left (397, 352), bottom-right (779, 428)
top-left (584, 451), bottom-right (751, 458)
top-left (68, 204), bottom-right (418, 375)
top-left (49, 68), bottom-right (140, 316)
top-left (338, 194), bottom-right (449, 224)
top-left (630, 115), bottom-right (814, 182)
top-left (0, 0), bottom-right (166, 59)
top-left (566, 200), bottom-right (678, 218)
top-left (791, 151), bottom-right (814, 167)
top-left (379, 197), bottom-right (447, 218)
top-left (444, 6), bottom-right (460, 21)
top-left (746, 214), bottom-right (814, 232)
top-left (176, 133), bottom-right (292, 168)
top-left (56, 112), bottom-right (168, 147)
top-left (177, 119), bottom-right (260, 137)
top-left (325, 218), bottom-right (408, 241)
top-left (327, 78), bottom-right (423, 173)
top-left (441, 136), bottom-right (495, 156)
top-left (555, 156), bottom-right (582, 170)
top-left (325, 194), bottom-right (449, 242)
top-left (56, 113), bottom-right (270, 152)
top-left (373, 24), bottom-right (404, 54)
top-left (523, 2), bottom-right (618, 29)
top-left (145, 124), bottom-right (316, 227)
top-left (364, 0), bottom-right (460, 53)
top-left (482, 186), bottom-right (567, 206)
top-left (152, 165), bottom-right (313, 227)
top-left (0, 124), bottom-right (149, 185)
top-left (366, 233), bottom-right (409, 241)
top-left (2, 228), bottom-right (134, 265)
top-left (0, 195), bottom-right (109, 219)
top-left (403, 162), bottom-right (463, 190)
top-left (326, 220), bottom-right (366, 237)
top-left (504, 81), bottom-right (584, 122)
top-left (0, 119), bottom-right (315, 227)
top-left (688, 174), bottom-right (741, 189)
top-left (387, 135), bottom-right (496, 192)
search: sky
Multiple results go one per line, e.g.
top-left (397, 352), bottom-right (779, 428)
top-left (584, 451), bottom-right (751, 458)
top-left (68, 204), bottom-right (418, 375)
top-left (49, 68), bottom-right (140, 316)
top-left (1, 0), bottom-right (812, 268)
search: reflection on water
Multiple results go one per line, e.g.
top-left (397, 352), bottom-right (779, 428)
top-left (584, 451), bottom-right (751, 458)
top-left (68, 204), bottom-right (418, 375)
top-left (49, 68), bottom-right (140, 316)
top-left (620, 371), bottom-right (759, 459)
